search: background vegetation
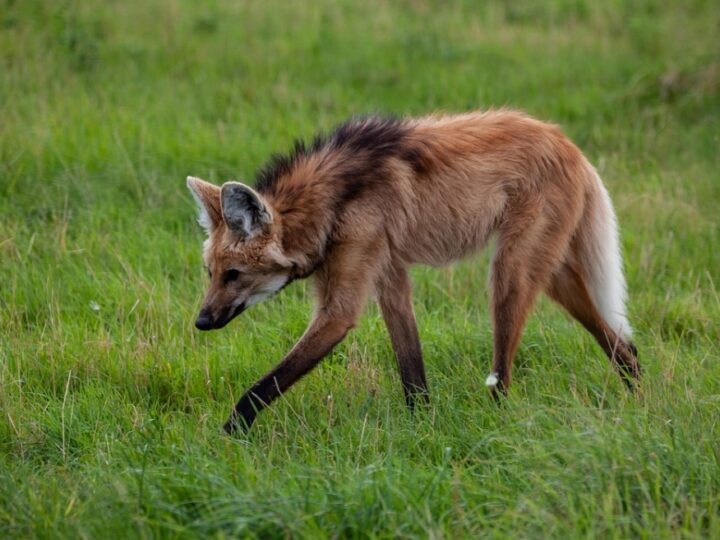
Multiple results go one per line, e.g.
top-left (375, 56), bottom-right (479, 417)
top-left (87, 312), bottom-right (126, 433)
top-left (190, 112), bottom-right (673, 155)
top-left (1, 0), bottom-right (718, 537)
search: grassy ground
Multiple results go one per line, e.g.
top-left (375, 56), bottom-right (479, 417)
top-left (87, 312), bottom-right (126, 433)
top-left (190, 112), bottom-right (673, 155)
top-left (1, 0), bottom-right (719, 537)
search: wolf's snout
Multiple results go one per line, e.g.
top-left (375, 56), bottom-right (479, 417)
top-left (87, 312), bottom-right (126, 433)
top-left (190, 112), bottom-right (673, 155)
top-left (195, 310), bottom-right (214, 331)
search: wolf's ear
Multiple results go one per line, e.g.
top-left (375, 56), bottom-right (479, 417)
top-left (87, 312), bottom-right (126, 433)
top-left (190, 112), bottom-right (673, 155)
top-left (187, 176), bottom-right (222, 233)
top-left (220, 181), bottom-right (273, 238)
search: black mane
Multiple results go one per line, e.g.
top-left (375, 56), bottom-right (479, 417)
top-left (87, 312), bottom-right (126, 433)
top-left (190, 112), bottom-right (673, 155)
top-left (253, 115), bottom-right (412, 195)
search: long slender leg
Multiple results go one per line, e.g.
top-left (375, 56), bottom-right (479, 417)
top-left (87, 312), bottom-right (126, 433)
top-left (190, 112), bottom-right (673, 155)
top-left (488, 261), bottom-right (544, 398)
top-left (377, 266), bottom-right (429, 409)
top-left (224, 313), bottom-right (353, 433)
top-left (547, 263), bottom-right (640, 387)
top-left (487, 195), bottom-right (581, 398)
top-left (224, 237), bottom-right (384, 434)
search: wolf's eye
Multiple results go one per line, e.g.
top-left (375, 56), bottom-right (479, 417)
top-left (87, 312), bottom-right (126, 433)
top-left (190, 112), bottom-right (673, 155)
top-left (223, 268), bottom-right (240, 284)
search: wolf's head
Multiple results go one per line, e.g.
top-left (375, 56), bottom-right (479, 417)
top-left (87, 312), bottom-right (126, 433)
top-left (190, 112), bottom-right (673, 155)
top-left (186, 176), bottom-right (293, 330)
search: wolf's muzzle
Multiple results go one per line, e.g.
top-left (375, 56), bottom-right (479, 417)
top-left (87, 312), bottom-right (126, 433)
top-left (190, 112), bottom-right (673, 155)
top-left (195, 303), bottom-right (247, 331)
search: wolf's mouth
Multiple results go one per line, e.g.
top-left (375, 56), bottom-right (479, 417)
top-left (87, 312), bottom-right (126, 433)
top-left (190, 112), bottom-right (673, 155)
top-left (213, 302), bottom-right (247, 330)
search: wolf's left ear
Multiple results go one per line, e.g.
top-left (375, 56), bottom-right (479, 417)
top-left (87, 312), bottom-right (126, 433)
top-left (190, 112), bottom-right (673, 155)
top-left (187, 176), bottom-right (222, 233)
top-left (220, 182), bottom-right (273, 238)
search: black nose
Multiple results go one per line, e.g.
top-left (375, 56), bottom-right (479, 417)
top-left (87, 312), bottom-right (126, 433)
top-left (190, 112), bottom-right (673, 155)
top-left (195, 313), bottom-right (214, 331)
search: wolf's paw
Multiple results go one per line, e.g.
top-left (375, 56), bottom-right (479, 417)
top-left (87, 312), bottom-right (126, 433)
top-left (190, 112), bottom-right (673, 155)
top-left (485, 372), bottom-right (499, 389)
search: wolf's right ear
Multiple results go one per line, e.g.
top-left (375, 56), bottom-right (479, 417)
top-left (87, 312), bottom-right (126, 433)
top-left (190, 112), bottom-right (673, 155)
top-left (187, 176), bottom-right (222, 233)
top-left (221, 182), bottom-right (273, 238)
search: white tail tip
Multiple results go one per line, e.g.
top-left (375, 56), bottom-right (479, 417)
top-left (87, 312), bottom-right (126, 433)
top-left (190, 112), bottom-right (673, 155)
top-left (485, 372), bottom-right (499, 388)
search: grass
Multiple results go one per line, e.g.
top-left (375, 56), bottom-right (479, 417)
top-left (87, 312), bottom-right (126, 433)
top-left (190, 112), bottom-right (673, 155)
top-left (1, 0), bottom-right (719, 537)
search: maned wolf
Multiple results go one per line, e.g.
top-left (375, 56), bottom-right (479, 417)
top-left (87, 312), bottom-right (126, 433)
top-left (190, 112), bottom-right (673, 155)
top-left (186, 109), bottom-right (640, 434)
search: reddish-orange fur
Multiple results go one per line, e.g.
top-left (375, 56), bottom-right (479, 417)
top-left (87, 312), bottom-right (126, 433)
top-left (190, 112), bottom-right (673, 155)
top-left (186, 109), bottom-right (640, 433)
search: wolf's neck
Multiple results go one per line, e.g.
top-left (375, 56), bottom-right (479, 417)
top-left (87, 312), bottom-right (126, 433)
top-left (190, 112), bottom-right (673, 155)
top-left (266, 168), bottom-right (345, 281)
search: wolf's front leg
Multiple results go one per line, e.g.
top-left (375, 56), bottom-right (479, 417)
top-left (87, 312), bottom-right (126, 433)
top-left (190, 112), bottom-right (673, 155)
top-left (223, 314), bottom-right (353, 434)
top-left (224, 238), bottom-right (383, 434)
top-left (377, 265), bottom-right (429, 409)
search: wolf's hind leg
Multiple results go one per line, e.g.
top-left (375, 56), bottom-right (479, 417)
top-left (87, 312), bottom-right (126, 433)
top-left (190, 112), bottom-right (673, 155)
top-left (546, 262), bottom-right (640, 388)
top-left (488, 253), bottom-right (549, 399)
top-left (487, 195), bottom-right (580, 398)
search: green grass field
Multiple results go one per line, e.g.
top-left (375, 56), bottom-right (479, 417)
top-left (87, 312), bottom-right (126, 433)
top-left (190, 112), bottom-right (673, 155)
top-left (1, 0), bottom-right (719, 537)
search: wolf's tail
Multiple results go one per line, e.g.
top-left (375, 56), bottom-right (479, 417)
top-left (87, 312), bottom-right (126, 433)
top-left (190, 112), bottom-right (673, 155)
top-left (576, 170), bottom-right (632, 339)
